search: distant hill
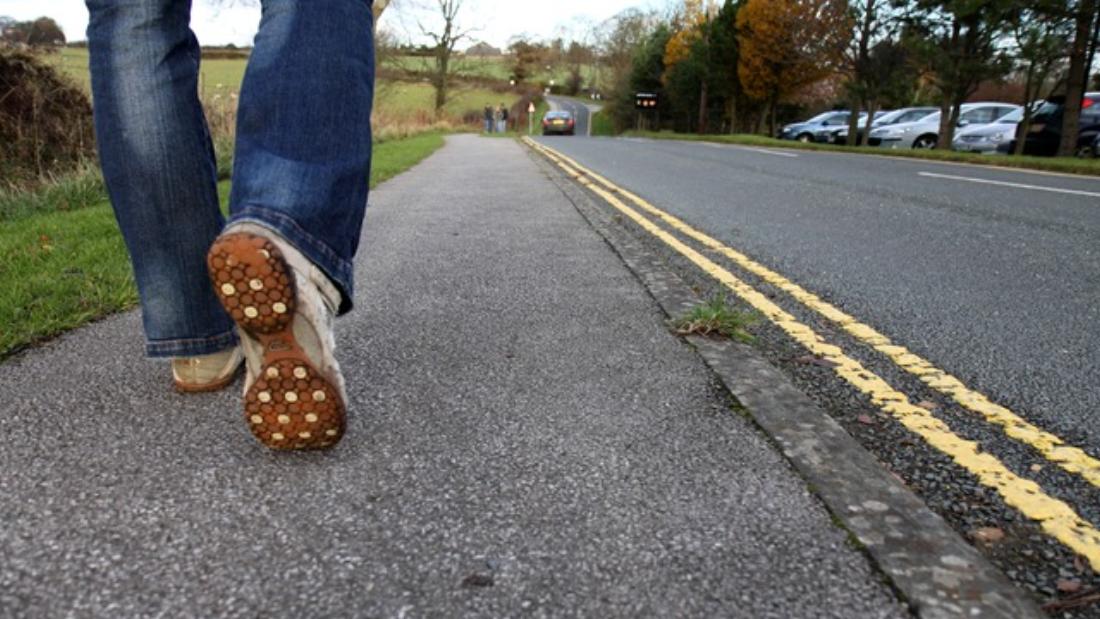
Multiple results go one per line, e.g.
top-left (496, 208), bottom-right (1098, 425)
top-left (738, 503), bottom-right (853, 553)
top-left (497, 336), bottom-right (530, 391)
top-left (464, 41), bottom-right (502, 57)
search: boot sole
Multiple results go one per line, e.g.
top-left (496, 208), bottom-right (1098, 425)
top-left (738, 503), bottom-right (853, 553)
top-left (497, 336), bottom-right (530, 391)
top-left (174, 367), bottom-right (241, 394)
top-left (207, 232), bottom-right (345, 450)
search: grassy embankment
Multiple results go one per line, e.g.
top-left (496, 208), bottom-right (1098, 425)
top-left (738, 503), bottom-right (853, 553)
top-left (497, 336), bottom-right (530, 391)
top-left (624, 130), bottom-right (1100, 177)
top-left (2, 49), bottom-right (450, 360)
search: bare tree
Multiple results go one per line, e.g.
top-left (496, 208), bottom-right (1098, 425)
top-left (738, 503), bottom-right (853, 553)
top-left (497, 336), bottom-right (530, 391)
top-left (418, 0), bottom-right (474, 112)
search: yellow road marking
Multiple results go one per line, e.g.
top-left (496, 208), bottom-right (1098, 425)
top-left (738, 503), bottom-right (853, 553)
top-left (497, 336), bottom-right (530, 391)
top-left (525, 138), bottom-right (1100, 491)
top-left (524, 137), bottom-right (1100, 570)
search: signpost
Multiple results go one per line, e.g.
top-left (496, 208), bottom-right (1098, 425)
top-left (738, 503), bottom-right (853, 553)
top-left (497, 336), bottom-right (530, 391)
top-left (635, 92), bottom-right (658, 131)
top-left (528, 101), bottom-right (536, 135)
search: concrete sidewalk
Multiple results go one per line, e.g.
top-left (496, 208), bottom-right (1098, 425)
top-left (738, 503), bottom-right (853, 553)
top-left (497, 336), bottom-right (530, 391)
top-left (0, 135), bottom-right (905, 617)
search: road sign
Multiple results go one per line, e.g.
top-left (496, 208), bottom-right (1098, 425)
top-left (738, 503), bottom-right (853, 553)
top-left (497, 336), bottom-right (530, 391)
top-left (528, 102), bottom-right (535, 113)
top-left (635, 92), bottom-right (658, 109)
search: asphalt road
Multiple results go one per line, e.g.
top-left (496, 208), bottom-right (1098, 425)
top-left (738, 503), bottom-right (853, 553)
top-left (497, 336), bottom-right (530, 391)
top-left (532, 135), bottom-right (1100, 604)
top-left (0, 136), bottom-right (904, 617)
top-left (546, 95), bottom-right (600, 137)
top-left (535, 136), bottom-right (1100, 453)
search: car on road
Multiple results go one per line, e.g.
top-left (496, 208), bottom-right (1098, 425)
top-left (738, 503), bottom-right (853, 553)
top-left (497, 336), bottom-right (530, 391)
top-left (951, 106), bottom-right (1028, 154)
top-left (867, 102), bottom-right (1020, 149)
top-left (778, 111), bottom-right (864, 143)
top-left (542, 110), bottom-right (576, 136)
top-left (830, 107), bottom-right (938, 145)
top-left (1006, 93), bottom-right (1100, 157)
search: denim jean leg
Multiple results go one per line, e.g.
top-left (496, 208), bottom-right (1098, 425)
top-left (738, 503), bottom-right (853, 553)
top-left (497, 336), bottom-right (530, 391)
top-left (228, 0), bottom-right (375, 315)
top-left (86, 0), bottom-right (237, 358)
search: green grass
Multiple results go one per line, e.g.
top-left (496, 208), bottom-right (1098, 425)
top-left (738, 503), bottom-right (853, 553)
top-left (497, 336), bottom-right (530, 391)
top-left (47, 47), bottom-right (247, 95)
top-left (0, 133), bottom-right (445, 360)
top-left (370, 132), bottom-right (445, 186)
top-left (627, 130), bottom-right (1100, 177)
top-left (375, 81), bottom-right (520, 122)
top-left (591, 109), bottom-right (615, 137)
top-left (671, 294), bottom-right (757, 343)
top-left (52, 48), bottom-right (523, 124)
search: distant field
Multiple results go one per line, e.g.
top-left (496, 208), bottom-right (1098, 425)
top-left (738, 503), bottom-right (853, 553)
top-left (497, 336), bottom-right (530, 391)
top-left (384, 54), bottom-right (598, 87)
top-left (47, 47), bottom-right (247, 95)
top-left (374, 81), bottom-right (520, 123)
top-left (49, 47), bottom-right (521, 125)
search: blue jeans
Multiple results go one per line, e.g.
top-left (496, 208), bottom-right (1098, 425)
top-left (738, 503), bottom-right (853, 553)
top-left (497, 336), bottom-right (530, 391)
top-left (85, 0), bottom-right (374, 358)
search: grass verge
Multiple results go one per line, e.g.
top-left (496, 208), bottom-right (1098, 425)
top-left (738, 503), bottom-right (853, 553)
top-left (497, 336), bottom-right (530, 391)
top-left (626, 130), bottom-right (1100, 177)
top-left (0, 132), bottom-right (445, 360)
top-left (591, 109), bottom-right (615, 137)
top-left (671, 294), bottom-right (757, 343)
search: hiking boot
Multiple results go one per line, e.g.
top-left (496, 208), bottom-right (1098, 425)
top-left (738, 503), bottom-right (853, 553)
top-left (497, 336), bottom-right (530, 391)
top-left (172, 347), bottom-right (244, 393)
top-left (207, 225), bottom-right (347, 450)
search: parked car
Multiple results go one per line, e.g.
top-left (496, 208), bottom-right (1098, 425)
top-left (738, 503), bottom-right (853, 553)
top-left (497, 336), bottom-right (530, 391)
top-left (867, 102), bottom-right (1020, 149)
top-left (542, 111), bottom-right (575, 136)
top-left (952, 107), bottom-right (1027, 154)
top-left (830, 107), bottom-right (938, 145)
top-left (778, 111), bottom-right (864, 143)
top-left (1005, 93), bottom-right (1100, 157)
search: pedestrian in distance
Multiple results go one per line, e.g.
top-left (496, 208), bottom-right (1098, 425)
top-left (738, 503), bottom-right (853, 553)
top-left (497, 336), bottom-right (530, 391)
top-left (84, 0), bottom-right (374, 451)
top-left (484, 104), bottom-right (494, 133)
top-left (493, 104), bottom-right (503, 135)
top-left (498, 103), bottom-right (509, 133)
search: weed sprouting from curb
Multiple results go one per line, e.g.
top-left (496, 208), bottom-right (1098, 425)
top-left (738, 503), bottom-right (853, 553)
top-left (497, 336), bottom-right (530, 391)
top-left (672, 294), bottom-right (757, 343)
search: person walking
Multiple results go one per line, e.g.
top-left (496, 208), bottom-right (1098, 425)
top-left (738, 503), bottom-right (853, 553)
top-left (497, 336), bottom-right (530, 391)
top-left (498, 103), bottom-right (509, 133)
top-left (483, 104), bottom-right (494, 133)
top-left (493, 104), bottom-right (503, 135)
top-left (84, 0), bottom-right (374, 451)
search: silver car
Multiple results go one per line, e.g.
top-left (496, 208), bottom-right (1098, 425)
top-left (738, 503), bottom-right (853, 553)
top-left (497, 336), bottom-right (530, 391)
top-left (951, 107), bottom-right (1027, 154)
top-left (868, 103), bottom-right (1021, 149)
top-left (830, 107), bottom-right (938, 144)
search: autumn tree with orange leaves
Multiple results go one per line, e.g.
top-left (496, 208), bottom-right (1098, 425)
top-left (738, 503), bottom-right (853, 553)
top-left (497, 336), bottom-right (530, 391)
top-left (663, 0), bottom-right (718, 132)
top-left (736, 0), bottom-right (852, 135)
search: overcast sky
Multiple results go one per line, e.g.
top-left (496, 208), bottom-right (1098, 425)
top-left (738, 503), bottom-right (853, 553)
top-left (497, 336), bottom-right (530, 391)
top-left (0, 0), bottom-right (664, 48)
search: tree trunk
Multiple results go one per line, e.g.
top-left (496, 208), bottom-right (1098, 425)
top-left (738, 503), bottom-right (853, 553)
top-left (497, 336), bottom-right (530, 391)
top-left (1086, 3), bottom-right (1100, 92)
top-left (846, 94), bottom-right (861, 146)
top-left (434, 52), bottom-right (449, 111)
top-left (1015, 63), bottom-right (1038, 156)
top-left (1060, 0), bottom-right (1097, 157)
top-left (861, 100), bottom-right (877, 147)
top-left (936, 98), bottom-right (953, 149)
top-left (768, 95), bottom-right (778, 137)
top-left (725, 96), bottom-right (736, 135)
top-left (697, 80), bottom-right (709, 134)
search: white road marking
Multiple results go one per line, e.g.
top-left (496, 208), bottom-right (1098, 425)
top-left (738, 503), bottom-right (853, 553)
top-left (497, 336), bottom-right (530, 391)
top-left (729, 145), bottom-right (800, 158)
top-left (700, 142), bottom-right (799, 158)
top-left (918, 171), bottom-right (1100, 198)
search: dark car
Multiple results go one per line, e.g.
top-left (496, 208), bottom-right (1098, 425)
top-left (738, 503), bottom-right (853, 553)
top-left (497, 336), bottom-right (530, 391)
top-left (542, 111), bottom-right (575, 136)
top-left (1007, 93), bottom-right (1100, 157)
top-left (777, 111), bottom-right (861, 143)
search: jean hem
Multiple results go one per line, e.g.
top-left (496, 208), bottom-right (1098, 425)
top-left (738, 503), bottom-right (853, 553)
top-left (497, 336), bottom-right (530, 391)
top-left (227, 206), bottom-right (355, 314)
top-left (146, 330), bottom-right (239, 358)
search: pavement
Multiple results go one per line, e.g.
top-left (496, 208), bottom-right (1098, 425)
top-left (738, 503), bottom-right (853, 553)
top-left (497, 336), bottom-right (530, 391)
top-left (0, 135), bottom-right (908, 617)
top-left (531, 135), bottom-right (1100, 610)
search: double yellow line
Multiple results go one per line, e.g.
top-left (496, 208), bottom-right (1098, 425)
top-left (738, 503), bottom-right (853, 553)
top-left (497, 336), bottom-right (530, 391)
top-left (524, 136), bottom-right (1100, 570)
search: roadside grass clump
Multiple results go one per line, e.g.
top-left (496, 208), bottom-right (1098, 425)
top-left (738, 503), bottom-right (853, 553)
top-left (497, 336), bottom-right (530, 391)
top-left (591, 109), bottom-right (615, 137)
top-left (626, 130), bottom-right (1100, 177)
top-left (1, 46), bottom-right (96, 189)
top-left (0, 163), bottom-right (104, 220)
top-left (672, 294), bottom-right (757, 343)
